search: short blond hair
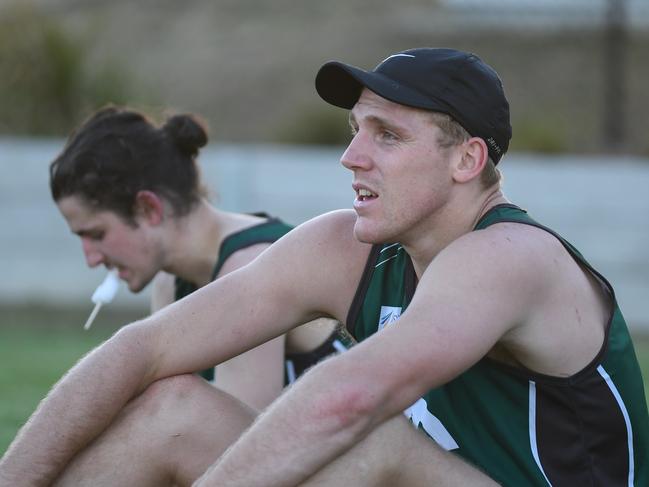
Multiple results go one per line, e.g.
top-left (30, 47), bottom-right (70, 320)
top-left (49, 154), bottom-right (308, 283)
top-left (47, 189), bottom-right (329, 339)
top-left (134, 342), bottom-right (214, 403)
top-left (429, 112), bottom-right (501, 189)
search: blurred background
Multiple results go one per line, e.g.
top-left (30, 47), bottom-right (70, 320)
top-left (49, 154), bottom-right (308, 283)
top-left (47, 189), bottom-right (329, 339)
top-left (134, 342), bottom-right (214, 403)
top-left (1, 0), bottom-right (648, 452)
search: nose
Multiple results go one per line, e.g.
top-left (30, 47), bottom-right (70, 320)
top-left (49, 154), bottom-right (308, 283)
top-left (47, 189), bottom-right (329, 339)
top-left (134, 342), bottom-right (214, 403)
top-left (81, 238), bottom-right (104, 268)
top-left (340, 131), bottom-right (373, 172)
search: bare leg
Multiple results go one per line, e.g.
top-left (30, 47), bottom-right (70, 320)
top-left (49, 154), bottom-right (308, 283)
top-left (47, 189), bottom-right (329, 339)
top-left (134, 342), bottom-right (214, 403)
top-left (302, 414), bottom-right (499, 486)
top-left (53, 374), bottom-right (256, 487)
top-left (54, 375), bottom-right (497, 486)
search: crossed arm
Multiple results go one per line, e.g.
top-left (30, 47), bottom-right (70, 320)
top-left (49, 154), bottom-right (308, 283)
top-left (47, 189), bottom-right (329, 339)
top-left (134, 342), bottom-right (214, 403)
top-left (151, 245), bottom-right (286, 410)
top-left (194, 227), bottom-right (544, 486)
top-left (1, 214), bottom-right (546, 487)
top-left (0, 211), bottom-right (367, 486)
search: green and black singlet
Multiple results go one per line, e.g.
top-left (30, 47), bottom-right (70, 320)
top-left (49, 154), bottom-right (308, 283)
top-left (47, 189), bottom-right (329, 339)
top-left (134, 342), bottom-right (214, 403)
top-left (346, 204), bottom-right (649, 486)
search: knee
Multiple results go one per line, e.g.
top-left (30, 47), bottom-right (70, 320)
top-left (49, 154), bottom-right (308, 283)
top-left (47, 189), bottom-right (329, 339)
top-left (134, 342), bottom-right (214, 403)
top-left (52, 375), bottom-right (211, 486)
top-left (142, 373), bottom-right (205, 402)
top-left (116, 373), bottom-right (204, 433)
top-left (126, 374), bottom-right (255, 432)
top-left (119, 374), bottom-right (255, 485)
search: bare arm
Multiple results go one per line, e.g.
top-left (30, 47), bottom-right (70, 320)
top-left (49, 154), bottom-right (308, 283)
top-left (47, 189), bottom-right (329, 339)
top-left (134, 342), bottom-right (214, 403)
top-left (0, 210), bottom-right (368, 486)
top-left (209, 243), bottom-right (285, 410)
top-left (0, 323), bottom-right (156, 486)
top-left (194, 227), bottom-right (548, 486)
top-left (150, 251), bottom-right (284, 410)
top-left (1, 274), bottom-right (175, 485)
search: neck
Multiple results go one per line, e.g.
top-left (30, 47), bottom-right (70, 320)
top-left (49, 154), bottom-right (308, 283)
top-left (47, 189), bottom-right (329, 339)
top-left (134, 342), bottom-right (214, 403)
top-left (470, 188), bottom-right (508, 229)
top-left (406, 186), bottom-right (508, 279)
top-left (163, 202), bottom-right (266, 286)
top-left (162, 202), bottom-right (224, 286)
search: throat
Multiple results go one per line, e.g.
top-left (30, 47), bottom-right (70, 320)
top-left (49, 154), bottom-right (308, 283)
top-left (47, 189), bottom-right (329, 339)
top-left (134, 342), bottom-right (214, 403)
top-left (471, 190), bottom-right (508, 229)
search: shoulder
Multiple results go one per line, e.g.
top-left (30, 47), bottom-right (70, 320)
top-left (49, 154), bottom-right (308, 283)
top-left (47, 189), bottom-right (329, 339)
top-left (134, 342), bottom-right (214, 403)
top-left (435, 221), bottom-right (565, 280)
top-left (290, 209), bottom-right (363, 247)
top-left (243, 210), bottom-right (373, 321)
top-left (284, 210), bottom-right (371, 265)
top-left (415, 222), bottom-right (564, 334)
top-left (221, 210), bottom-right (369, 277)
top-left (219, 210), bottom-right (367, 275)
top-left (150, 271), bottom-right (176, 312)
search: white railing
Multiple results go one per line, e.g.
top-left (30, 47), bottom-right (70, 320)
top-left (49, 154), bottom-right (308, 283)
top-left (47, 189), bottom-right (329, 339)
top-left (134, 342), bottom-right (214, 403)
top-left (1, 138), bottom-right (647, 330)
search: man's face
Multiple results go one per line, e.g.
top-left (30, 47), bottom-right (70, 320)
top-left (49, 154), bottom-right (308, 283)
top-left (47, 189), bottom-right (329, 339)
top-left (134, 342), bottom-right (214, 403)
top-left (341, 89), bottom-right (458, 246)
top-left (57, 195), bottom-right (164, 292)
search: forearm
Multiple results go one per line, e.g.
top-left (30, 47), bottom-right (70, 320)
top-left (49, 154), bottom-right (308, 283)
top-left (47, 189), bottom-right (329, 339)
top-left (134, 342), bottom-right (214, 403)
top-left (0, 325), bottom-right (153, 486)
top-left (194, 359), bottom-right (381, 487)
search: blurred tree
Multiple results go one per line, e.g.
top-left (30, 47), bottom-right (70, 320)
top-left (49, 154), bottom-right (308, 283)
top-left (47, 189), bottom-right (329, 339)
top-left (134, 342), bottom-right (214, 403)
top-left (273, 104), bottom-right (351, 146)
top-left (509, 114), bottom-right (568, 155)
top-left (0, 3), bottom-right (139, 135)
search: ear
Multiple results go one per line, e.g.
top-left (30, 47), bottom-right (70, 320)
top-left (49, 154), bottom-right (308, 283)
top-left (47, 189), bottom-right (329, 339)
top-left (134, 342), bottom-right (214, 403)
top-left (133, 190), bottom-right (165, 225)
top-left (452, 137), bottom-right (488, 183)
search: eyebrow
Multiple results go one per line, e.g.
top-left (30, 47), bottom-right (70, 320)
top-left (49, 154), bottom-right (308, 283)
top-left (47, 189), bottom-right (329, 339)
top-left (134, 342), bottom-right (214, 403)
top-left (72, 226), bottom-right (101, 237)
top-left (349, 112), bottom-right (407, 136)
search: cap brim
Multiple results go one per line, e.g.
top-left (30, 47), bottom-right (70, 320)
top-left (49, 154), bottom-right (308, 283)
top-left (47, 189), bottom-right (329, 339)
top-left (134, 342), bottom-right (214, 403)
top-left (315, 61), bottom-right (446, 112)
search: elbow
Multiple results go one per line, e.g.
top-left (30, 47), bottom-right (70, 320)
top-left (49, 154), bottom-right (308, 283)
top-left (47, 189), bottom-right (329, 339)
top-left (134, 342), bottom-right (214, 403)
top-left (304, 359), bottom-right (384, 439)
top-left (108, 319), bottom-right (147, 353)
top-left (105, 320), bottom-right (158, 391)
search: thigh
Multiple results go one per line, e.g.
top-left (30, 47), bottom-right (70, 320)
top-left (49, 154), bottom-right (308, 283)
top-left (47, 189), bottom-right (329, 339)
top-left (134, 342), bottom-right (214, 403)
top-left (54, 374), bottom-right (257, 487)
top-left (302, 414), bottom-right (499, 487)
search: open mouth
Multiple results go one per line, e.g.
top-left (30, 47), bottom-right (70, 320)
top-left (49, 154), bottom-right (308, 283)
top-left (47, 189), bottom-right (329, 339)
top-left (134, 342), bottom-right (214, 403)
top-left (357, 188), bottom-right (378, 201)
top-left (114, 267), bottom-right (128, 280)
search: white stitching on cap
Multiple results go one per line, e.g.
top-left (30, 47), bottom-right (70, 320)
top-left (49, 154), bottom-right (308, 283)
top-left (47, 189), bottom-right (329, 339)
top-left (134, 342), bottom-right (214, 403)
top-left (380, 53), bottom-right (415, 64)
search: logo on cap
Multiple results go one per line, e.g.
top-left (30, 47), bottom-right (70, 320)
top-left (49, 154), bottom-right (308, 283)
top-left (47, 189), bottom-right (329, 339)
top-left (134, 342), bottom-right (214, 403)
top-left (378, 53), bottom-right (415, 67)
top-left (486, 137), bottom-right (502, 155)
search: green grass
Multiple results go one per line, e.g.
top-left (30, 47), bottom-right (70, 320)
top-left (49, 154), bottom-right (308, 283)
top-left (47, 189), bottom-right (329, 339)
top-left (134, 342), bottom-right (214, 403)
top-left (0, 306), bottom-right (142, 456)
top-left (1, 307), bottom-right (649, 456)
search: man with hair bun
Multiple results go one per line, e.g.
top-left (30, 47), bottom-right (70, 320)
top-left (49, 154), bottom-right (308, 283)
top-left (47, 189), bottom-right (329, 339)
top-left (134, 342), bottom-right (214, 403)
top-left (47, 105), bottom-right (348, 410)
top-left (2, 49), bottom-right (647, 486)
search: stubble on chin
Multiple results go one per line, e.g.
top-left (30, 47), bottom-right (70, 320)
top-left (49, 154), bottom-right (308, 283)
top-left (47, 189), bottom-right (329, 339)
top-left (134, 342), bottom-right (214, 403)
top-left (353, 218), bottom-right (391, 245)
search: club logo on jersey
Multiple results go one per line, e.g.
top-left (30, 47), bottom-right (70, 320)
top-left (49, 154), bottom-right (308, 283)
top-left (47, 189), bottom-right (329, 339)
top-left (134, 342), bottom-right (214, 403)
top-left (378, 306), bottom-right (402, 331)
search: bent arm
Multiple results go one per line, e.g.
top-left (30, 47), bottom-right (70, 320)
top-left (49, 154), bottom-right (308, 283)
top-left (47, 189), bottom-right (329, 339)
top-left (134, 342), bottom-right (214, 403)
top-left (0, 210), bottom-right (365, 485)
top-left (0, 323), bottom-right (156, 486)
top-left (209, 243), bottom-right (286, 410)
top-left (150, 250), bottom-right (285, 410)
top-left (195, 229), bottom-right (545, 486)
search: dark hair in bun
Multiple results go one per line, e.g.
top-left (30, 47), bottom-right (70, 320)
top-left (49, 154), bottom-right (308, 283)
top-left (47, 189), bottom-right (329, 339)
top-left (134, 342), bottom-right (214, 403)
top-left (163, 114), bottom-right (208, 158)
top-left (50, 105), bottom-right (209, 222)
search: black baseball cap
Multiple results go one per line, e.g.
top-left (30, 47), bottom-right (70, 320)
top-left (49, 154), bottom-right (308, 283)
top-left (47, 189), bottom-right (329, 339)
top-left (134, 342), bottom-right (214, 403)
top-left (315, 47), bottom-right (512, 164)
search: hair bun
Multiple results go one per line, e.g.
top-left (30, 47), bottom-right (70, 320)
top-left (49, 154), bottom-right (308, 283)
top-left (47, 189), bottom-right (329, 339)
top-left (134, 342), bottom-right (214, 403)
top-left (163, 114), bottom-right (208, 156)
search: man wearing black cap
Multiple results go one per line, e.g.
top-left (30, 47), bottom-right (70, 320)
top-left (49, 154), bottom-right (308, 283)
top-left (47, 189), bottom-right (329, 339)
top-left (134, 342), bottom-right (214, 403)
top-left (2, 48), bottom-right (647, 486)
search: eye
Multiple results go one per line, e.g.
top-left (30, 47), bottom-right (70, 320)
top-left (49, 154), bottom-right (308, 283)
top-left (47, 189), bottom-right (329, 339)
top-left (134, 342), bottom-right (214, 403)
top-left (83, 230), bottom-right (105, 241)
top-left (349, 124), bottom-right (358, 137)
top-left (379, 130), bottom-right (398, 142)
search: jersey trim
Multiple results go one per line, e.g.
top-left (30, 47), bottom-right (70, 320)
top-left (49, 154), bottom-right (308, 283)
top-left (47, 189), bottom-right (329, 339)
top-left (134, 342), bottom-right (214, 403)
top-left (346, 244), bottom-right (381, 338)
top-left (474, 210), bottom-right (618, 384)
top-left (211, 214), bottom-right (287, 279)
top-left (375, 243), bottom-right (402, 267)
top-left (598, 365), bottom-right (635, 486)
top-left (529, 381), bottom-right (553, 486)
top-left (284, 327), bottom-right (354, 384)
